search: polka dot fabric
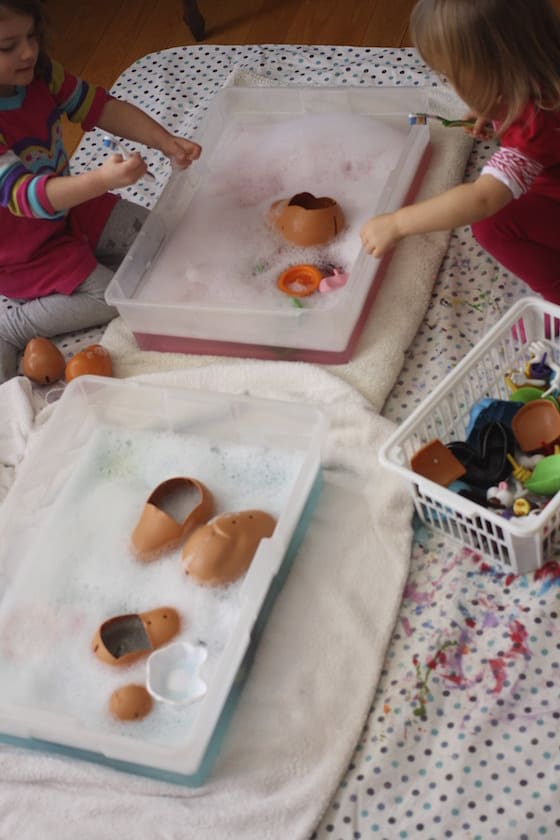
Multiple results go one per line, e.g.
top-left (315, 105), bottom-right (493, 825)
top-left (314, 526), bottom-right (560, 838)
top-left (9, 47), bottom-right (557, 837)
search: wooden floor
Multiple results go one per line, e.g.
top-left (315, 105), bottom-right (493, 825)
top-left (46, 0), bottom-right (416, 153)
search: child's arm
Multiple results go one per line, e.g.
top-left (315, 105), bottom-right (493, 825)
top-left (44, 98), bottom-right (203, 213)
top-left (96, 98), bottom-right (201, 169)
top-left (48, 59), bottom-right (201, 170)
top-left (360, 175), bottom-right (513, 257)
top-left (44, 153), bottom-right (148, 213)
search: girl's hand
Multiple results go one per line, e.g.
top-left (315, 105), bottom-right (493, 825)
top-left (462, 110), bottom-right (493, 139)
top-left (360, 213), bottom-right (401, 257)
top-left (99, 152), bottom-right (147, 189)
top-left (161, 135), bottom-right (202, 169)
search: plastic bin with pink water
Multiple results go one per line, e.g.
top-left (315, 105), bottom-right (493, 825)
top-left (106, 86), bottom-right (430, 363)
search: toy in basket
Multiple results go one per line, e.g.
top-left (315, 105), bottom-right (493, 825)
top-left (380, 297), bottom-right (560, 575)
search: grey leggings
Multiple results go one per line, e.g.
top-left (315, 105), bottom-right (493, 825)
top-left (0, 199), bottom-right (149, 382)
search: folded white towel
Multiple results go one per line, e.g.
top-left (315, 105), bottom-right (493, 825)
top-left (0, 377), bottom-right (35, 504)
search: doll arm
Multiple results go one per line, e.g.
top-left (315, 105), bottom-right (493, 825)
top-left (360, 175), bottom-right (513, 257)
top-left (96, 98), bottom-right (201, 169)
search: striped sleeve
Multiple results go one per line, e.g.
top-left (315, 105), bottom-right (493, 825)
top-left (0, 140), bottom-right (64, 219)
top-left (481, 146), bottom-right (544, 199)
top-left (47, 59), bottom-right (112, 130)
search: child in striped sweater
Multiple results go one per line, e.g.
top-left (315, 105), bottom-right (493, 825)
top-left (0, 0), bottom-right (201, 383)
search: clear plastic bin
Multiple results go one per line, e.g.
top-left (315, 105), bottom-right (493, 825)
top-left (106, 86), bottom-right (430, 363)
top-left (380, 297), bottom-right (560, 574)
top-left (0, 377), bottom-right (325, 784)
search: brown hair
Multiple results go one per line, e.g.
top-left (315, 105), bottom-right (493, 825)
top-left (410, 0), bottom-right (560, 133)
top-left (0, 0), bottom-right (50, 79)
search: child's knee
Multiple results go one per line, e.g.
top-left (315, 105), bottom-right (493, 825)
top-left (0, 301), bottom-right (16, 340)
top-left (78, 265), bottom-right (114, 302)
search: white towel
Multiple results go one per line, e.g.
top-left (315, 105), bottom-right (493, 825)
top-left (0, 377), bottom-right (35, 504)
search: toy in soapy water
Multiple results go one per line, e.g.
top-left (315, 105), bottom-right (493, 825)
top-left (109, 641), bottom-right (209, 720)
top-left (146, 641), bottom-right (208, 706)
top-left (92, 607), bottom-right (181, 667)
top-left (319, 266), bottom-right (349, 292)
top-left (276, 263), bottom-right (349, 301)
top-left (131, 477), bottom-right (215, 560)
top-left (268, 192), bottom-right (345, 247)
top-left (181, 509), bottom-right (277, 586)
top-left (109, 684), bottom-right (153, 721)
top-left (130, 475), bottom-right (277, 584)
top-left (277, 264), bottom-right (323, 298)
top-left (97, 472), bottom-right (276, 721)
top-left (94, 605), bottom-right (181, 722)
top-left (266, 192), bottom-right (349, 303)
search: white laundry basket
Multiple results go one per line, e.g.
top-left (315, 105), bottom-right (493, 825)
top-left (380, 296), bottom-right (560, 574)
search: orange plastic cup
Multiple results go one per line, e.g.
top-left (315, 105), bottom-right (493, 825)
top-left (277, 264), bottom-right (323, 297)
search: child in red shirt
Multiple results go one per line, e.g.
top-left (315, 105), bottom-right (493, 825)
top-left (0, 0), bottom-right (201, 382)
top-left (360, 0), bottom-right (560, 305)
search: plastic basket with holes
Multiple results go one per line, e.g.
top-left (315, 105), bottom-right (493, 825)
top-left (379, 296), bottom-right (560, 574)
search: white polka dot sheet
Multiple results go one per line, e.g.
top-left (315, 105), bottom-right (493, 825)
top-left (5, 45), bottom-right (556, 838)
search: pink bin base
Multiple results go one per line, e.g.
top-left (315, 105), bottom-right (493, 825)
top-left (134, 255), bottom-right (388, 364)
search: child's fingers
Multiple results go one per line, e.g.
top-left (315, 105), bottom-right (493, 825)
top-left (462, 113), bottom-right (493, 139)
top-left (183, 141), bottom-right (201, 160)
top-left (177, 139), bottom-right (201, 160)
top-left (167, 138), bottom-right (202, 168)
top-left (464, 123), bottom-right (493, 140)
top-left (103, 152), bottom-right (147, 186)
top-left (123, 151), bottom-right (148, 177)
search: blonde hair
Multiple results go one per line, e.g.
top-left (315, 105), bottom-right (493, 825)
top-left (410, 0), bottom-right (560, 133)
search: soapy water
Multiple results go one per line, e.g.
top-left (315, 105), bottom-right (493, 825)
top-left (0, 426), bottom-right (306, 746)
top-left (136, 112), bottom-right (411, 309)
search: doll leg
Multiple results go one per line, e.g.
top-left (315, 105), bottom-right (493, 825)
top-left (0, 265), bottom-right (116, 384)
top-left (472, 193), bottom-right (560, 304)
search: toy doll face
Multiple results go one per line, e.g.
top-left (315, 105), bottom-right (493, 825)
top-left (0, 9), bottom-right (38, 97)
